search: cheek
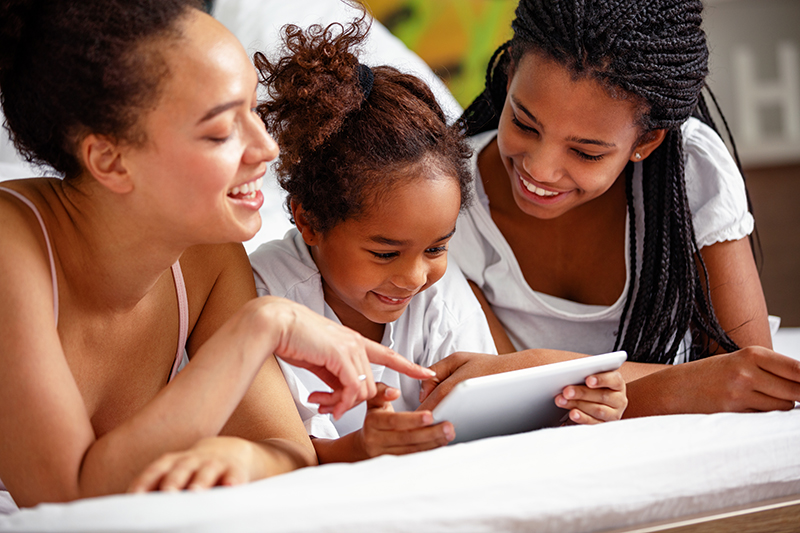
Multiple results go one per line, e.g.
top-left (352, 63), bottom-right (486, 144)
top-left (425, 257), bottom-right (449, 288)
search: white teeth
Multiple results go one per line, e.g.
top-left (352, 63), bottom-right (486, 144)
top-left (521, 177), bottom-right (558, 197)
top-left (228, 177), bottom-right (263, 197)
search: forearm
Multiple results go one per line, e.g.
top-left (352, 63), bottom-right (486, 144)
top-left (78, 299), bottom-right (293, 497)
top-left (252, 438), bottom-right (318, 474)
top-left (312, 432), bottom-right (366, 464)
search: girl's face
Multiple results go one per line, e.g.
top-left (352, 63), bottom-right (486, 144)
top-left (304, 170), bottom-right (462, 327)
top-left (123, 10), bottom-right (278, 245)
top-left (497, 51), bottom-right (644, 220)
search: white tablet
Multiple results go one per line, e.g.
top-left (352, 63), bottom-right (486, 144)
top-left (431, 351), bottom-right (627, 444)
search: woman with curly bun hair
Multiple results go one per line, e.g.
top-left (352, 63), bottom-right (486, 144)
top-left (418, 0), bottom-right (800, 417)
top-left (0, 0), bottom-right (434, 508)
top-left (250, 18), bottom-right (628, 463)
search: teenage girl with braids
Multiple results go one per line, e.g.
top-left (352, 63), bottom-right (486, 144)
top-left (0, 0), bottom-right (435, 507)
top-left (418, 0), bottom-right (800, 417)
top-left (249, 19), bottom-right (627, 461)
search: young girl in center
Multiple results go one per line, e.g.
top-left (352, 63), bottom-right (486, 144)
top-left (249, 19), bottom-right (628, 462)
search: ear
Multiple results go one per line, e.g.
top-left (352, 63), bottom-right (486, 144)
top-left (79, 134), bottom-right (134, 194)
top-left (290, 200), bottom-right (321, 246)
top-left (630, 129), bottom-right (667, 162)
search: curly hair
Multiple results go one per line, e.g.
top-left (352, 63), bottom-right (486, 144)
top-left (0, 0), bottom-right (201, 180)
top-left (460, 0), bottom-right (752, 363)
top-left (254, 18), bottom-right (472, 234)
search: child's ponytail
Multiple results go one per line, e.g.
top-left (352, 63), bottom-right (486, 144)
top-left (257, 17), bottom-right (473, 235)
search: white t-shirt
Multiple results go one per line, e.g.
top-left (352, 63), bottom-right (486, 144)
top-left (449, 117), bottom-right (754, 360)
top-left (251, 229), bottom-right (498, 439)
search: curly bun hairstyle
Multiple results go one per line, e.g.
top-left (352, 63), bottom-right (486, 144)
top-left (461, 0), bottom-right (747, 363)
top-left (0, 0), bottom-right (201, 179)
top-left (255, 18), bottom-right (472, 235)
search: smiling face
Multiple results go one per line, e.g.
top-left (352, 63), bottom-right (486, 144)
top-left (298, 168), bottom-right (462, 333)
top-left (122, 9), bottom-right (278, 245)
top-left (497, 51), bottom-right (645, 220)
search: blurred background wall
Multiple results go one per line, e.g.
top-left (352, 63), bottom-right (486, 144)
top-left (362, 0), bottom-right (800, 326)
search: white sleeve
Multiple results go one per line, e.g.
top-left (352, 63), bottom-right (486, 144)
top-left (682, 118), bottom-right (754, 249)
top-left (421, 262), bottom-right (498, 369)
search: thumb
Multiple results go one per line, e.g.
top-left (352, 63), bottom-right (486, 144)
top-left (418, 353), bottom-right (465, 403)
top-left (367, 383), bottom-right (400, 410)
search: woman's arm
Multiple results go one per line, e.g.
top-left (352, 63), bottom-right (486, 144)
top-left (698, 237), bottom-right (772, 350)
top-left (623, 238), bottom-right (800, 416)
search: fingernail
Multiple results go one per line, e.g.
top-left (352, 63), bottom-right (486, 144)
top-left (570, 410), bottom-right (581, 422)
top-left (556, 396), bottom-right (567, 407)
top-left (422, 412), bottom-right (433, 425)
top-left (563, 387), bottom-right (574, 399)
top-left (444, 425), bottom-right (455, 441)
top-left (587, 376), bottom-right (597, 386)
top-left (423, 368), bottom-right (436, 376)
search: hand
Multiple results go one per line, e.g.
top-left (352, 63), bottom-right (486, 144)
top-left (261, 297), bottom-right (434, 419)
top-left (127, 437), bottom-right (264, 493)
top-left (418, 352), bottom-right (509, 411)
top-left (555, 370), bottom-right (627, 424)
top-left (357, 383), bottom-right (454, 459)
top-left (629, 346), bottom-right (800, 416)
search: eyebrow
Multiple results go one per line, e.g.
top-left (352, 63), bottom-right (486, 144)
top-left (197, 99), bottom-right (246, 124)
top-left (511, 96), bottom-right (616, 148)
top-left (368, 228), bottom-right (456, 247)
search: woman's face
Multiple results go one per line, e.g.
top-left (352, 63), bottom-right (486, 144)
top-left (124, 9), bottom-right (277, 245)
top-left (307, 170), bottom-right (462, 327)
top-left (496, 51), bottom-right (643, 220)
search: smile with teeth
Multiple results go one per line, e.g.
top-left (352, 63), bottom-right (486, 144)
top-left (520, 174), bottom-right (560, 197)
top-left (228, 177), bottom-right (263, 199)
top-left (374, 292), bottom-right (412, 305)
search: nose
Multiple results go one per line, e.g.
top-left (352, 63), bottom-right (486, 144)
top-left (244, 112), bottom-right (279, 165)
top-left (391, 256), bottom-right (428, 292)
top-left (521, 143), bottom-right (560, 184)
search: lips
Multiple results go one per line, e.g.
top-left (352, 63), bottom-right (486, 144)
top-left (372, 292), bottom-right (414, 306)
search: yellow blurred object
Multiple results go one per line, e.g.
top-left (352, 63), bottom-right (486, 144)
top-left (361, 0), bottom-right (517, 107)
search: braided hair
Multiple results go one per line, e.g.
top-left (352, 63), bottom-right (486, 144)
top-left (460, 0), bottom-right (749, 363)
top-left (254, 18), bottom-right (472, 234)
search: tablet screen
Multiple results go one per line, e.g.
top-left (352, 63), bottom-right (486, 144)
top-left (431, 351), bottom-right (627, 444)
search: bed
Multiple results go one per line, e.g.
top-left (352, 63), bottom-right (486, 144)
top-left (1, 404), bottom-right (799, 532)
top-left (1, 0), bottom-right (799, 530)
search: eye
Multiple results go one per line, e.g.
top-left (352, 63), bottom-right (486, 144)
top-left (511, 115), bottom-right (539, 135)
top-left (370, 251), bottom-right (398, 260)
top-left (425, 245), bottom-right (447, 256)
top-left (573, 149), bottom-right (604, 162)
top-left (206, 135), bottom-right (231, 144)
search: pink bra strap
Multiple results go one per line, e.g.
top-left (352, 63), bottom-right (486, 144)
top-left (0, 187), bottom-right (59, 325)
top-left (169, 260), bottom-right (189, 382)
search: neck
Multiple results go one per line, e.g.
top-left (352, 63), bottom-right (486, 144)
top-left (56, 179), bottom-right (186, 314)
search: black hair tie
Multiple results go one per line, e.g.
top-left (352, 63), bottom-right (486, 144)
top-left (357, 63), bottom-right (374, 100)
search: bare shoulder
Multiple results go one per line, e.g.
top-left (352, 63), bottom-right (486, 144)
top-left (0, 179), bottom-right (58, 270)
top-left (179, 242), bottom-right (257, 353)
top-left (178, 242), bottom-right (251, 295)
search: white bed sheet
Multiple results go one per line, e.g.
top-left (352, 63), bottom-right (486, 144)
top-left (1, 408), bottom-right (799, 532)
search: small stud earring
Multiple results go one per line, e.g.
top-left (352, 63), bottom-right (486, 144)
top-left (634, 152), bottom-right (642, 160)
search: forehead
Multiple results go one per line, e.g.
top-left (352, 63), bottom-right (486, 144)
top-left (510, 51), bottom-right (642, 140)
top-left (149, 10), bottom-right (256, 121)
top-left (343, 173), bottom-right (462, 239)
